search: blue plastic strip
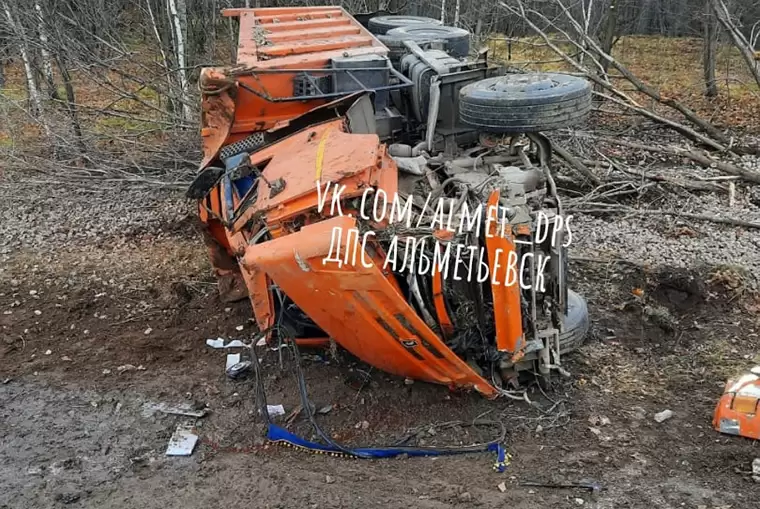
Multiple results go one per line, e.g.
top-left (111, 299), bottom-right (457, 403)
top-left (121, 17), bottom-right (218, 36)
top-left (267, 424), bottom-right (505, 462)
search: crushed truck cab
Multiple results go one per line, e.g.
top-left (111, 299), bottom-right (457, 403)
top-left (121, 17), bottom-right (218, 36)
top-left (191, 6), bottom-right (590, 397)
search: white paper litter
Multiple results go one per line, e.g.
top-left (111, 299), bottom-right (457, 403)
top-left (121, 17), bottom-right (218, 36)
top-left (255, 337), bottom-right (267, 347)
top-left (226, 353), bottom-right (241, 370)
top-left (267, 404), bottom-right (285, 417)
top-left (165, 424), bottom-right (198, 456)
top-left (206, 337), bottom-right (246, 349)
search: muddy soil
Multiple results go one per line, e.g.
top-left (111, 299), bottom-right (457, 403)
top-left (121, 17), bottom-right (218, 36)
top-left (1, 178), bottom-right (759, 509)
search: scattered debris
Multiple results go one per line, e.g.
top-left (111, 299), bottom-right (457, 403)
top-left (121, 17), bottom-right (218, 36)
top-left (631, 406), bottom-right (647, 420)
top-left (235, 325), bottom-right (244, 331)
top-left (165, 424), bottom-right (199, 456)
top-left (498, 482), bottom-right (507, 493)
top-left (753, 458), bottom-right (760, 483)
top-left (654, 409), bottom-right (674, 423)
top-left (317, 404), bottom-right (333, 415)
top-left (142, 402), bottom-right (208, 418)
top-left (355, 420), bottom-right (370, 430)
top-left (61, 356), bottom-right (71, 362)
top-left (144, 327), bottom-right (152, 335)
top-left (404, 378), bottom-right (414, 385)
top-left (117, 364), bottom-right (146, 373)
top-left (575, 498), bottom-right (585, 505)
top-left (206, 337), bottom-right (246, 349)
top-left (588, 415), bottom-right (611, 426)
top-left (458, 492), bottom-right (472, 502)
top-left (255, 337), bottom-right (267, 347)
top-left (267, 404), bottom-right (286, 417)
top-left (226, 361), bottom-right (252, 379)
top-left (325, 475), bottom-right (335, 484)
top-left (102, 369), bottom-right (112, 375)
top-left (519, 481), bottom-right (602, 494)
top-left (225, 353), bottom-right (241, 371)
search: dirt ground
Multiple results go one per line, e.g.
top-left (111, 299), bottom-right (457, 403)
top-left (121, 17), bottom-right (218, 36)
top-left (2, 175), bottom-right (760, 509)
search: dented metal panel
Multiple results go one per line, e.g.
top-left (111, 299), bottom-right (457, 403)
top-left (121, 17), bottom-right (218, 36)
top-left (242, 215), bottom-right (498, 397)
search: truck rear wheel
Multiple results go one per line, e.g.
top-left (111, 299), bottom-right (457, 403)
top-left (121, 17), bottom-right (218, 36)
top-left (384, 25), bottom-right (470, 58)
top-left (459, 73), bottom-right (592, 132)
top-left (368, 15), bottom-right (442, 35)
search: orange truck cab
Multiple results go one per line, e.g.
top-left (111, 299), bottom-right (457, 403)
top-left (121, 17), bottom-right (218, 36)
top-left (189, 6), bottom-right (590, 397)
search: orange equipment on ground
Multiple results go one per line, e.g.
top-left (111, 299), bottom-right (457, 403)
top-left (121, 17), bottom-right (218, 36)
top-left (190, 6), bottom-right (591, 397)
top-left (713, 367), bottom-right (760, 440)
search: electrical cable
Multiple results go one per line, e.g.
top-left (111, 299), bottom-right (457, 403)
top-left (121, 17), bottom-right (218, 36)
top-left (248, 325), bottom-right (510, 469)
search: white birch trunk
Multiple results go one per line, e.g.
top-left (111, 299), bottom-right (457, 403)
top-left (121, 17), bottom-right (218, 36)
top-left (167, 0), bottom-right (192, 120)
top-left (440, 0), bottom-right (446, 24)
top-left (454, 0), bottom-right (460, 26)
top-left (3, 2), bottom-right (43, 118)
top-left (34, 0), bottom-right (56, 94)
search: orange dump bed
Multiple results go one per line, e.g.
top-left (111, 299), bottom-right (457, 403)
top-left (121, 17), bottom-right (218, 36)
top-left (201, 6), bottom-right (390, 166)
top-left (222, 6), bottom-right (387, 67)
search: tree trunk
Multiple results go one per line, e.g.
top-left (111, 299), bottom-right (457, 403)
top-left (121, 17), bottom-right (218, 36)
top-left (34, 0), bottom-right (59, 100)
top-left (703, 0), bottom-right (718, 97)
top-left (600, 0), bottom-right (619, 75)
top-left (2, 2), bottom-right (43, 118)
top-left (55, 56), bottom-right (87, 155)
top-left (167, 0), bottom-right (192, 120)
top-left (710, 0), bottom-right (760, 88)
top-left (440, 0), bottom-right (446, 24)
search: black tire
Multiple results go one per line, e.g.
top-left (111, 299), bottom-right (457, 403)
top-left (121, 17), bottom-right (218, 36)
top-left (459, 73), bottom-right (592, 133)
top-left (385, 25), bottom-right (470, 58)
top-left (368, 15), bottom-right (442, 35)
top-left (559, 290), bottom-right (589, 354)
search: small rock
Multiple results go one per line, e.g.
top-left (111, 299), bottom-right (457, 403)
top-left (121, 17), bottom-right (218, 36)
top-left (497, 482), bottom-right (507, 492)
top-left (654, 409), bottom-right (674, 423)
top-left (404, 377), bottom-right (414, 385)
top-left (44, 349), bottom-right (52, 355)
top-left (575, 498), bottom-right (585, 505)
top-left (61, 356), bottom-right (71, 362)
top-left (224, 307), bottom-right (231, 313)
top-left (458, 492), bottom-right (472, 502)
top-left (34, 310), bottom-right (42, 316)
top-left (102, 369), bottom-right (112, 375)
top-left (752, 458), bottom-right (760, 483)
top-left (325, 475), bottom-right (335, 484)
top-left (144, 327), bottom-right (152, 335)
top-left (235, 325), bottom-right (244, 331)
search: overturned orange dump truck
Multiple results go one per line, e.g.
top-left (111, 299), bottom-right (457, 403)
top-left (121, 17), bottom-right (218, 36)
top-left (190, 6), bottom-right (591, 397)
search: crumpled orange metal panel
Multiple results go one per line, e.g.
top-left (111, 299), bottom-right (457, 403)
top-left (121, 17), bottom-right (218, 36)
top-left (713, 367), bottom-right (760, 440)
top-left (231, 119), bottom-right (396, 232)
top-left (242, 215), bottom-right (498, 397)
top-left (485, 190), bottom-right (525, 359)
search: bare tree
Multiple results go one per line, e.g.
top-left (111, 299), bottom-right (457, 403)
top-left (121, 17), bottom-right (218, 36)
top-left (710, 0), bottom-right (760, 88)
top-left (703, 0), bottom-right (718, 97)
top-left (2, 1), bottom-right (42, 118)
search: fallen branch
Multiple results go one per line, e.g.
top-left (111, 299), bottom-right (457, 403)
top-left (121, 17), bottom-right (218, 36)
top-left (570, 205), bottom-right (760, 230)
top-left (549, 138), bottom-right (602, 186)
top-left (585, 136), bottom-right (760, 185)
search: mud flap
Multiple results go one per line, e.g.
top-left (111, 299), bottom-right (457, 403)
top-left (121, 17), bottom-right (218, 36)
top-left (242, 215), bottom-right (497, 397)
